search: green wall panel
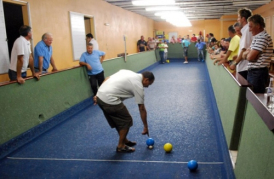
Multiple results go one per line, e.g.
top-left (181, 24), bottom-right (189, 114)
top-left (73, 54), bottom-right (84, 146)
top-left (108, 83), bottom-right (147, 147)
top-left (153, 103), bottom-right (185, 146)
top-left (0, 67), bottom-right (92, 144)
top-left (205, 53), bottom-right (246, 149)
top-left (235, 102), bottom-right (274, 179)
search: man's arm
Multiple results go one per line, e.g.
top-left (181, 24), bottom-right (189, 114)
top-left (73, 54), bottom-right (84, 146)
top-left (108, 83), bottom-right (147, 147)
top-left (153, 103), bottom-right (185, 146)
top-left (138, 104), bottom-right (149, 136)
top-left (50, 56), bottom-right (58, 72)
top-left (230, 49), bottom-right (246, 70)
top-left (215, 50), bottom-right (231, 65)
top-left (93, 76), bottom-right (110, 105)
top-left (16, 55), bottom-right (25, 84)
top-left (100, 54), bottom-right (105, 63)
top-left (29, 55), bottom-right (40, 80)
top-left (246, 49), bottom-right (260, 62)
top-left (79, 61), bottom-right (92, 70)
top-left (38, 56), bottom-right (43, 74)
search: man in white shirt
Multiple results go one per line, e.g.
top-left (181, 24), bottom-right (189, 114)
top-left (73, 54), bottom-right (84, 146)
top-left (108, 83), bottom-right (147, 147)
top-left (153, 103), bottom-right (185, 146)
top-left (94, 70), bottom-right (155, 153)
top-left (230, 8), bottom-right (253, 80)
top-left (86, 33), bottom-right (99, 50)
top-left (8, 25), bottom-right (40, 84)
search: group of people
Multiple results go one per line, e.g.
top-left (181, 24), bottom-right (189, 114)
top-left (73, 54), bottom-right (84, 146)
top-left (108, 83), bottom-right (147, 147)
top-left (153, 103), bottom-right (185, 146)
top-left (208, 8), bottom-right (273, 93)
top-left (9, 26), bottom-right (154, 154)
top-left (8, 26), bottom-right (57, 84)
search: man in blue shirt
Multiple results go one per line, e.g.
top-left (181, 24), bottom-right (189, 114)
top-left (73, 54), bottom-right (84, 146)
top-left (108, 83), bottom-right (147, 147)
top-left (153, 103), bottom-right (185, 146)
top-left (181, 36), bottom-right (191, 64)
top-left (34, 33), bottom-right (58, 74)
top-left (195, 39), bottom-right (207, 62)
top-left (79, 43), bottom-right (106, 96)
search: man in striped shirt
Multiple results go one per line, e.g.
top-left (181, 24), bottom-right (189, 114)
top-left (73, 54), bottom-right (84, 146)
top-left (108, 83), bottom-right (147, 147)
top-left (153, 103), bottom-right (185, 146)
top-left (243, 14), bottom-right (273, 93)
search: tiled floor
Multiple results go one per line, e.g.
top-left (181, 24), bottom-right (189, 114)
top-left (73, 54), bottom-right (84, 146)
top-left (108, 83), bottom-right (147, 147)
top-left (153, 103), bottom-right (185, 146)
top-left (229, 150), bottom-right (238, 169)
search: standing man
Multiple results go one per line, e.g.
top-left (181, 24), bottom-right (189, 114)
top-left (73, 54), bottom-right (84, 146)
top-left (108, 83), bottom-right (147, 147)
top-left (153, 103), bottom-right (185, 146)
top-left (214, 25), bottom-right (240, 66)
top-left (137, 36), bottom-right (147, 52)
top-left (147, 37), bottom-right (156, 50)
top-left (230, 8), bottom-right (253, 80)
top-left (86, 33), bottom-right (99, 50)
top-left (94, 70), bottom-right (155, 153)
top-left (195, 39), bottom-right (206, 62)
top-left (243, 14), bottom-right (273, 93)
top-left (182, 36), bottom-right (191, 64)
top-left (8, 25), bottom-right (40, 84)
top-left (34, 33), bottom-right (58, 74)
top-left (79, 43), bottom-right (106, 96)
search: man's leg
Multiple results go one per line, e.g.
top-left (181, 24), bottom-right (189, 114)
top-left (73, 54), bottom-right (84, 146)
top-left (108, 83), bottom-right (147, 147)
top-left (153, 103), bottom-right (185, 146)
top-left (201, 50), bottom-right (205, 62)
top-left (89, 75), bottom-right (98, 96)
top-left (197, 50), bottom-right (201, 61)
top-left (247, 68), bottom-right (268, 93)
top-left (96, 71), bottom-right (105, 87)
top-left (184, 48), bottom-right (188, 63)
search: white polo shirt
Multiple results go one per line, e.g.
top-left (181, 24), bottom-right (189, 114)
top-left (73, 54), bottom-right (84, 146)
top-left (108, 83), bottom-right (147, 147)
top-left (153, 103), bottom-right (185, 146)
top-left (89, 38), bottom-right (99, 50)
top-left (97, 70), bottom-right (144, 105)
top-left (9, 36), bottom-right (31, 72)
top-left (236, 24), bottom-right (253, 72)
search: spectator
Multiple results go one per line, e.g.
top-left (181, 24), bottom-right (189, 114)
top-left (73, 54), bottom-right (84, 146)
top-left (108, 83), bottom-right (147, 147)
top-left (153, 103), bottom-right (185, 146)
top-left (154, 36), bottom-right (159, 47)
top-left (177, 35), bottom-right (182, 43)
top-left (8, 25), bottom-right (40, 84)
top-left (170, 36), bottom-right (177, 44)
top-left (147, 37), bottom-right (156, 50)
top-left (162, 36), bottom-right (169, 43)
top-left (233, 22), bottom-right (242, 37)
top-left (195, 39), bottom-right (206, 62)
top-left (208, 33), bottom-right (214, 43)
top-left (164, 41), bottom-right (168, 62)
top-left (34, 33), bottom-right (58, 74)
top-left (191, 34), bottom-right (197, 43)
top-left (86, 33), bottom-right (99, 50)
top-left (230, 8), bottom-right (253, 80)
top-left (214, 26), bottom-right (240, 66)
top-left (158, 40), bottom-right (167, 64)
top-left (137, 36), bottom-right (147, 52)
top-left (94, 70), bottom-right (154, 153)
top-left (79, 43), bottom-right (106, 96)
top-left (243, 14), bottom-right (273, 93)
top-left (210, 39), bottom-right (230, 60)
top-left (181, 37), bottom-right (191, 64)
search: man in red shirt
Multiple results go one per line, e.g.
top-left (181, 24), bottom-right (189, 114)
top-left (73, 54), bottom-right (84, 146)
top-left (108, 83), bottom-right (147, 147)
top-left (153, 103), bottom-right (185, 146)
top-left (191, 34), bottom-right (197, 43)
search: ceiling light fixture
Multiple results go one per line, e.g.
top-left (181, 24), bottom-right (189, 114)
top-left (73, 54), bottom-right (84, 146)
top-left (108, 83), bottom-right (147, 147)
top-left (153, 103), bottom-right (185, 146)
top-left (146, 6), bottom-right (180, 11)
top-left (132, 0), bottom-right (175, 6)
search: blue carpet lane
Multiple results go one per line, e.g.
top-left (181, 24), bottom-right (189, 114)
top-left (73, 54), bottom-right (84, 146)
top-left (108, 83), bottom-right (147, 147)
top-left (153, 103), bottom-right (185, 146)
top-left (0, 61), bottom-right (235, 179)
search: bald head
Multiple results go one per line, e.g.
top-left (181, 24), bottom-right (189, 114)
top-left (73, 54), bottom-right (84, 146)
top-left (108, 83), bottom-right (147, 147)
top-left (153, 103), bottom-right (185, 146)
top-left (42, 33), bottom-right (53, 46)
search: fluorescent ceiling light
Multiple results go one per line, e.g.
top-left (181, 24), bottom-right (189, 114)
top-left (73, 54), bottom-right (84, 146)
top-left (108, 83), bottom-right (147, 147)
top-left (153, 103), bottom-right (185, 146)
top-left (146, 6), bottom-right (180, 11)
top-left (132, 0), bottom-right (175, 6)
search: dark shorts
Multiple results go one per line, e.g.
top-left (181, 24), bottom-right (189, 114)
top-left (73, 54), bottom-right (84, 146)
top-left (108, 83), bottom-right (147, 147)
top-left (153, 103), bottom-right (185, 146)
top-left (8, 69), bottom-right (27, 81)
top-left (97, 97), bottom-right (133, 130)
top-left (183, 47), bottom-right (188, 56)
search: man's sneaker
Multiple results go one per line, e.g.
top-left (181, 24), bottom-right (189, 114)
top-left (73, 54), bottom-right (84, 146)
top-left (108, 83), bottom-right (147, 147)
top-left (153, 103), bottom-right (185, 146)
top-left (184, 61), bottom-right (188, 64)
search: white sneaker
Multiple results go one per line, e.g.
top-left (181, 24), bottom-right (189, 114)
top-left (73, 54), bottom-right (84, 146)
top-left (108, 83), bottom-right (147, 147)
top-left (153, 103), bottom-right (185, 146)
top-left (184, 61), bottom-right (188, 64)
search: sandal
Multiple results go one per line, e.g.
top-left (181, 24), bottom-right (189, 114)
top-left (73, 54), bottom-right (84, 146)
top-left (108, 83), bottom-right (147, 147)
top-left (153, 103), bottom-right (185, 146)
top-left (116, 145), bottom-right (135, 153)
top-left (125, 140), bottom-right (137, 147)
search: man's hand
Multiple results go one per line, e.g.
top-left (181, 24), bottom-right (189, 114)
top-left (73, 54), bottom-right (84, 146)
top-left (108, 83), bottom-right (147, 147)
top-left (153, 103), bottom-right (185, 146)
top-left (52, 68), bottom-right (58, 72)
top-left (17, 77), bottom-right (25, 84)
top-left (230, 63), bottom-right (236, 70)
top-left (242, 48), bottom-right (251, 59)
top-left (33, 73), bottom-right (40, 80)
top-left (93, 96), bottom-right (97, 105)
top-left (86, 64), bottom-right (92, 71)
top-left (213, 59), bottom-right (220, 65)
top-left (142, 127), bottom-right (149, 136)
